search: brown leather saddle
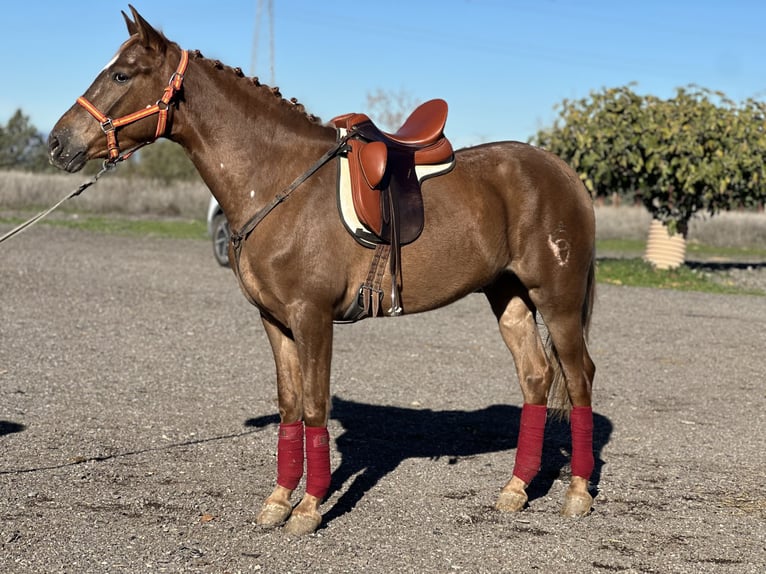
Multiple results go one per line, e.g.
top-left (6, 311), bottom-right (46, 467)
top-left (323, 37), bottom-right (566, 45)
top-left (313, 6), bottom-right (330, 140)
top-left (332, 99), bottom-right (455, 320)
top-left (332, 99), bottom-right (454, 245)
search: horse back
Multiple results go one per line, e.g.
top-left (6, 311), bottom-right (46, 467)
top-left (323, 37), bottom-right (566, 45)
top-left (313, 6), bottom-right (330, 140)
top-left (426, 140), bottom-right (594, 259)
top-left (397, 141), bottom-right (595, 309)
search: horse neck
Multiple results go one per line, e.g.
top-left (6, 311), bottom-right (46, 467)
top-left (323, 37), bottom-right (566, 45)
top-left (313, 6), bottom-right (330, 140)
top-left (168, 53), bottom-right (335, 230)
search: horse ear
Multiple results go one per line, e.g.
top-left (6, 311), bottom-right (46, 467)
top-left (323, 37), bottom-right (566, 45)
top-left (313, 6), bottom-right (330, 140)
top-left (127, 5), bottom-right (166, 52)
top-left (121, 10), bottom-right (138, 36)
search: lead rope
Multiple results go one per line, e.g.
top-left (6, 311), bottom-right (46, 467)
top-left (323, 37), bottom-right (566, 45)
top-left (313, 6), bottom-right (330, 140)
top-left (0, 161), bottom-right (115, 245)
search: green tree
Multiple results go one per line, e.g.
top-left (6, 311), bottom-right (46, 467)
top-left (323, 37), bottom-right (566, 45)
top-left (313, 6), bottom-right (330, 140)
top-left (533, 85), bottom-right (766, 235)
top-left (0, 109), bottom-right (51, 171)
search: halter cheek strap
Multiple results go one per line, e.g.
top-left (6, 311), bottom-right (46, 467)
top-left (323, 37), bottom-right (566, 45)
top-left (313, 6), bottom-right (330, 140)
top-left (76, 49), bottom-right (189, 163)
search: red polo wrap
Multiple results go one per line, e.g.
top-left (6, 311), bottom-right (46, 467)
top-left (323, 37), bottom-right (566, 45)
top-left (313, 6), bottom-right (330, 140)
top-left (512, 403), bottom-right (547, 484)
top-left (276, 421), bottom-right (304, 490)
top-left (570, 406), bottom-right (594, 479)
top-left (305, 426), bottom-right (331, 500)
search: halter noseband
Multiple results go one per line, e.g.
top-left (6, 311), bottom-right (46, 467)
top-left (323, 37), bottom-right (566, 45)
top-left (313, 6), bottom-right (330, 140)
top-left (76, 49), bottom-right (189, 163)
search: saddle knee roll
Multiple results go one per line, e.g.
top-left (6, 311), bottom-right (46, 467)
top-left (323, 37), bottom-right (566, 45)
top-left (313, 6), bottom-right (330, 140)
top-left (359, 141), bottom-right (387, 189)
top-left (348, 139), bottom-right (387, 237)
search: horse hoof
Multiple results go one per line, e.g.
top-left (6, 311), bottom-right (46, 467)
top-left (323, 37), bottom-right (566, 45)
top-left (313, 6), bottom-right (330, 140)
top-left (495, 490), bottom-right (528, 513)
top-left (560, 491), bottom-right (593, 517)
top-left (284, 511), bottom-right (322, 536)
top-left (256, 502), bottom-right (292, 528)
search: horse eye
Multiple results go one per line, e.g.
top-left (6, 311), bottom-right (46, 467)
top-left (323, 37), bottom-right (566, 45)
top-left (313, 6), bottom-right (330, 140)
top-left (113, 72), bottom-right (130, 84)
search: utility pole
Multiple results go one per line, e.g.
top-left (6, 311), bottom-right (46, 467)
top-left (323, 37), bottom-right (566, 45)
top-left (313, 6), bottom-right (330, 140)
top-left (252, 0), bottom-right (275, 84)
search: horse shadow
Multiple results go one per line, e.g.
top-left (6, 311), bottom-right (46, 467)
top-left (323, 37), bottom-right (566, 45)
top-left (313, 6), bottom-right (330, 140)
top-left (246, 396), bottom-right (613, 526)
top-left (0, 421), bottom-right (25, 437)
top-left (685, 260), bottom-right (766, 271)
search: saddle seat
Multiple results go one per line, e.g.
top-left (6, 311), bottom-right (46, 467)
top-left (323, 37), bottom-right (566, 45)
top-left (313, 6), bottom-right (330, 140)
top-left (334, 98), bottom-right (448, 148)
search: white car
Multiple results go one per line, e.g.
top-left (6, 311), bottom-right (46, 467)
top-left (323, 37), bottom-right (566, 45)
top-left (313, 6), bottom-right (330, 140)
top-left (206, 197), bottom-right (230, 267)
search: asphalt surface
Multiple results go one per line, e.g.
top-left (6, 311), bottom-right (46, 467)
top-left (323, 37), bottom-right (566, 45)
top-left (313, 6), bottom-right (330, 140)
top-left (1, 226), bottom-right (765, 573)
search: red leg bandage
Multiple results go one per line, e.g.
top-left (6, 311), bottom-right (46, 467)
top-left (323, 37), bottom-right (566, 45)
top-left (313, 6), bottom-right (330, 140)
top-left (570, 406), bottom-right (594, 480)
top-left (305, 426), bottom-right (331, 500)
top-left (513, 403), bottom-right (547, 485)
top-left (276, 420), bottom-right (304, 491)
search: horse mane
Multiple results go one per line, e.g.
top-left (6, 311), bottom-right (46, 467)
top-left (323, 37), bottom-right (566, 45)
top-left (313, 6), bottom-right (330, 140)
top-left (189, 49), bottom-right (322, 124)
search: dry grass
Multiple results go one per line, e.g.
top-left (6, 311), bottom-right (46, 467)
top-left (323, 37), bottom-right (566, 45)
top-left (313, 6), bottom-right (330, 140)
top-left (595, 205), bottom-right (766, 249)
top-left (0, 170), bottom-right (210, 219)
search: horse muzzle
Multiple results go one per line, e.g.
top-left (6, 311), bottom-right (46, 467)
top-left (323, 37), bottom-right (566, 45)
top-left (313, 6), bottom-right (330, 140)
top-left (48, 130), bottom-right (89, 173)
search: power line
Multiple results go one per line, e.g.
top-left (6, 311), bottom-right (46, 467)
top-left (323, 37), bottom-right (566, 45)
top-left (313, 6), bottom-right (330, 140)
top-left (252, 0), bottom-right (275, 83)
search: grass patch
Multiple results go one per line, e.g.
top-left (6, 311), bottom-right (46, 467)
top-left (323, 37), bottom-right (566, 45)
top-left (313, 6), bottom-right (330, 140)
top-left (596, 238), bottom-right (646, 254)
top-left (50, 216), bottom-right (208, 240)
top-left (597, 238), bottom-right (766, 260)
top-left (1, 214), bottom-right (208, 240)
top-left (686, 242), bottom-right (766, 260)
top-left (596, 258), bottom-right (764, 295)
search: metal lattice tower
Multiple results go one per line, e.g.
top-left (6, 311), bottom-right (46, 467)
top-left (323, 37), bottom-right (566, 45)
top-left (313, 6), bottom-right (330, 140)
top-left (252, 0), bottom-right (275, 84)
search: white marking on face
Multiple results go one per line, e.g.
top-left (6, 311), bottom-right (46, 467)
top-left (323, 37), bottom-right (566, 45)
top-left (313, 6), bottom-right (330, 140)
top-left (102, 52), bottom-right (119, 71)
top-left (220, 163), bottom-right (225, 169)
top-left (249, 190), bottom-right (255, 198)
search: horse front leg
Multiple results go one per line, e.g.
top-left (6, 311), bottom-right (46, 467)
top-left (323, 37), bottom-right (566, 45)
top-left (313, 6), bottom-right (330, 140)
top-left (256, 309), bottom-right (334, 535)
top-left (256, 314), bottom-right (305, 529)
top-left (284, 305), bottom-right (334, 535)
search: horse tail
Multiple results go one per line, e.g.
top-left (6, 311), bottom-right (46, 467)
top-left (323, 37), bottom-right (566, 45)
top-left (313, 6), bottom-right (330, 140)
top-left (582, 251), bottom-right (597, 339)
top-left (547, 253), bottom-right (596, 418)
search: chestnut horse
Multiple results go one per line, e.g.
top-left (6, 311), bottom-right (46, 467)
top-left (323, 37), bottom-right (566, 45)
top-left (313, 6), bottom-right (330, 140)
top-left (49, 7), bottom-right (597, 535)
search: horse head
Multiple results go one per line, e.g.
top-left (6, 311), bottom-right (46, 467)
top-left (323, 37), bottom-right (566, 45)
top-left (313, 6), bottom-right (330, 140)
top-left (48, 5), bottom-right (182, 172)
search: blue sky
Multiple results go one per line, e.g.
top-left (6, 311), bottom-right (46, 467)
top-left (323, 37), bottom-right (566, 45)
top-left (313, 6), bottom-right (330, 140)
top-left (2, 1), bottom-right (765, 148)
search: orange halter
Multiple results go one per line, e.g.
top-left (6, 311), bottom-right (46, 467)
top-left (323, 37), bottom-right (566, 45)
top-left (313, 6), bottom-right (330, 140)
top-left (76, 49), bottom-right (189, 163)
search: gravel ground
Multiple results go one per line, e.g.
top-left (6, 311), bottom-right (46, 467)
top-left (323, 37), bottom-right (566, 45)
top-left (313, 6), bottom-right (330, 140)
top-left (1, 226), bottom-right (765, 574)
top-left (691, 261), bottom-right (766, 293)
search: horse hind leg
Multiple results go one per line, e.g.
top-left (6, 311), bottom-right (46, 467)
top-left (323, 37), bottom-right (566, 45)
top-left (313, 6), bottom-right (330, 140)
top-left (540, 304), bottom-right (597, 517)
top-left (484, 279), bottom-right (553, 513)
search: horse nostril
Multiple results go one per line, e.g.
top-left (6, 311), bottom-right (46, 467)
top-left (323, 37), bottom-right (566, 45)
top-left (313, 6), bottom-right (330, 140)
top-left (48, 134), bottom-right (61, 157)
top-left (46, 130), bottom-right (87, 172)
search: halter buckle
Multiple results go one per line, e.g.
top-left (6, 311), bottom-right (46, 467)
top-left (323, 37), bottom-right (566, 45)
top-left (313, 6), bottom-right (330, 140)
top-left (100, 118), bottom-right (115, 134)
top-left (169, 71), bottom-right (184, 87)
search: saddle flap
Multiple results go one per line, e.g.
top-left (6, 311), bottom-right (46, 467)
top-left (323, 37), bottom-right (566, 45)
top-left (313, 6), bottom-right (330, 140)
top-left (359, 141), bottom-right (387, 189)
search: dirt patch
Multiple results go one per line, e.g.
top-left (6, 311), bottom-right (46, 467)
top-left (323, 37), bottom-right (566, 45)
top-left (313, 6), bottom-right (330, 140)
top-left (1, 226), bottom-right (764, 573)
